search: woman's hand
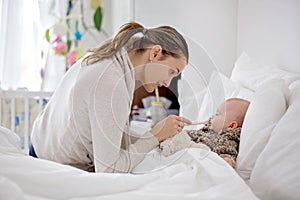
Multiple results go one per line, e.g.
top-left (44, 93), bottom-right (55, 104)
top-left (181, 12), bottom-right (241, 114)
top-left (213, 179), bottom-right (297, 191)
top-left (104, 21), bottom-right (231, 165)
top-left (150, 115), bottom-right (192, 142)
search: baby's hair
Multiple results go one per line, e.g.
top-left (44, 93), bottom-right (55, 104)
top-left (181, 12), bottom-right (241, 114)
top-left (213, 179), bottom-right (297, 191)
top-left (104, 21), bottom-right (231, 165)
top-left (225, 98), bottom-right (250, 127)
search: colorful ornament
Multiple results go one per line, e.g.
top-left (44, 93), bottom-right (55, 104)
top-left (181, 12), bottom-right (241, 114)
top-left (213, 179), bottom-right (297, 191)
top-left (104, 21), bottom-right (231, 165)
top-left (52, 35), bottom-right (61, 43)
top-left (75, 46), bottom-right (84, 60)
top-left (67, 50), bottom-right (76, 66)
top-left (91, 0), bottom-right (102, 10)
top-left (54, 42), bottom-right (68, 56)
top-left (74, 31), bottom-right (82, 41)
top-left (67, 46), bottom-right (84, 67)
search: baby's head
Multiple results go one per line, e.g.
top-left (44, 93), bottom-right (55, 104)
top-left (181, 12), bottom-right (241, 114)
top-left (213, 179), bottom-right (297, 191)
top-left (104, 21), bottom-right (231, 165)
top-left (210, 98), bottom-right (250, 133)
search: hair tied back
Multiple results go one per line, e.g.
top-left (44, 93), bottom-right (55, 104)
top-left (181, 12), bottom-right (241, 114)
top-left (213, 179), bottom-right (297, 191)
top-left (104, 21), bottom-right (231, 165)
top-left (142, 28), bottom-right (148, 36)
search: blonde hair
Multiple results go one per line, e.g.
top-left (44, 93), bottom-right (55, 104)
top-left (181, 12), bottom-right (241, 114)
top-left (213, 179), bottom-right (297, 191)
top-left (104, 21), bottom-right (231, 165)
top-left (82, 22), bottom-right (189, 65)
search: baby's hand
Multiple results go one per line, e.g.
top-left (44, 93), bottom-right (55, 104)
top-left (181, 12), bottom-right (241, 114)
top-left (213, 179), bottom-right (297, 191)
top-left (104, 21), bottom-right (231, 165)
top-left (159, 131), bottom-right (210, 157)
top-left (222, 156), bottom-right (234, 167)
top-left (159, 131), bottom-right (192, 156)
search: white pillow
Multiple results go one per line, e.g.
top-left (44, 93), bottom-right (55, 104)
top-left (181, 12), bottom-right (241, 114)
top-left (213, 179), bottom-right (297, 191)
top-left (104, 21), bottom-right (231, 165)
top-left (197, 71), bottom-right (253, 121)
top-left (0, 126), bottom-right (22, 154)
top-left (289, 79), bottom-right (300, 90)
top-left (231, 52), bottom-right (300, 90)
top-left (178, 37), bottom-right (222, 121)
top-left (249, 85), bottom-right (300, 200)
top-left (236, 80), bottom-right (288, 183)
top-left (178, 63), bottom-right (208, 121)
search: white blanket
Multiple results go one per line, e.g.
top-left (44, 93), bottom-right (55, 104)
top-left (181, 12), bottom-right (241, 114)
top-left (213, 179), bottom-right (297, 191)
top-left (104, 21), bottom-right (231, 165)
top-left (0, 129), bottom-right (257, 200)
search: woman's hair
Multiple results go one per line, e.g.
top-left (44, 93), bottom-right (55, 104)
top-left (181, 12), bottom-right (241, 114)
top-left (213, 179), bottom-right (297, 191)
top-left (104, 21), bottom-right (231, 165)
top-left (82, 22), bottom-right (189, 65)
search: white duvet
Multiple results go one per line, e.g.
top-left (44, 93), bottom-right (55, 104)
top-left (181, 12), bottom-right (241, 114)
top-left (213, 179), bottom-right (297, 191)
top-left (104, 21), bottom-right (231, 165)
top-left (0, 128), bottom-right (257, 200)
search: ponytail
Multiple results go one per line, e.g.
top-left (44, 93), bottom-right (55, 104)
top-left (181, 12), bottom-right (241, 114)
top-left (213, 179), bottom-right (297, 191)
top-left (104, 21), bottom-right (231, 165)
top-left (82, 22), bottom-right (189, 65)
top-left (82, 22), bottom-right (144, 65)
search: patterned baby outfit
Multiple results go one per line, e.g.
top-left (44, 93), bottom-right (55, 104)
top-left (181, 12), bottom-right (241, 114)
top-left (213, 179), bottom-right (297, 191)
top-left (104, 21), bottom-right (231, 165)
top-left (187, 120), bottom-right (241, 167)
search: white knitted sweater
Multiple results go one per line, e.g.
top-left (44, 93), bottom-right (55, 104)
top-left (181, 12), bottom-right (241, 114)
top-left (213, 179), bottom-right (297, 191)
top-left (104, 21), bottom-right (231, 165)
top-left (31, 49), bottom-right (159, 173)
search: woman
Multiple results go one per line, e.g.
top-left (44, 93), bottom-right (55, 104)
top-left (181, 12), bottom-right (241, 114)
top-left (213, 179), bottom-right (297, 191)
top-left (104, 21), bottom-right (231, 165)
top-left (30, 22), bottom-right (191, 173)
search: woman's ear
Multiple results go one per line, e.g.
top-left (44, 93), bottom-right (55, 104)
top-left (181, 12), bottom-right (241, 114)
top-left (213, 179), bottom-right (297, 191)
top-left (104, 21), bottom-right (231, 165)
top-left (149, 45), bottom-right (162, 61)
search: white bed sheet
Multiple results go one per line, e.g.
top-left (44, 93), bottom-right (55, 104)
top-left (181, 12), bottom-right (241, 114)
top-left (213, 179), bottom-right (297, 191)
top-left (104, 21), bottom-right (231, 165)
top-left (0, 129), bottom-right (258, 200)
top-left (178, 52), bottom-right (300, 199)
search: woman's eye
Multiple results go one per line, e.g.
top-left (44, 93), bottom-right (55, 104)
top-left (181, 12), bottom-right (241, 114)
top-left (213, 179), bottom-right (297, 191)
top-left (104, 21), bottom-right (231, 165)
top-left (169, 70), bottom-right (176, 76)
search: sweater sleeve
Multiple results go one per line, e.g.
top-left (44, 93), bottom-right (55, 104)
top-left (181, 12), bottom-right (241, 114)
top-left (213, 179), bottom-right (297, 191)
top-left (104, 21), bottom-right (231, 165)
top-left (88, 67), bottom-right (158, 173)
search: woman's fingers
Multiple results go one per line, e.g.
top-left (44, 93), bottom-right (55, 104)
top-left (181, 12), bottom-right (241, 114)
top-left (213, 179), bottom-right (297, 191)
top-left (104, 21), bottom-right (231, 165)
top-left (177, 127), bottom-right (182, 133)
top-left (172, 115), bottom-right (192, 126)
top-left (181, 117), bottom-right (192, 125)
top-left (151, 115), bottom-right (191, 141)
top-left (167, 116), bottom-right (192, 134)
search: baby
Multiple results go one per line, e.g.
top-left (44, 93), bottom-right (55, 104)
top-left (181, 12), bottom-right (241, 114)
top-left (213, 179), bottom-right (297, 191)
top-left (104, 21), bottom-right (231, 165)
top-left (159, 98), bottom-right (250, 168)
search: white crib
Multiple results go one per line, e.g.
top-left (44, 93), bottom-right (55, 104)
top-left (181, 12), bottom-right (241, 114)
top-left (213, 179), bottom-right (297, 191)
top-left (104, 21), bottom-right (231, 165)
top-left (0, 89), bottom-right (52, 153)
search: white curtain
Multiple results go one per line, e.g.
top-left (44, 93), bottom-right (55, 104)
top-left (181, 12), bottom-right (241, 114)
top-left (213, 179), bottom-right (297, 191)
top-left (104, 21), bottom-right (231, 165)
top-left (0, 0), bottom-right (111, 91)
top-left (0, 0), bottom-right (42, 91)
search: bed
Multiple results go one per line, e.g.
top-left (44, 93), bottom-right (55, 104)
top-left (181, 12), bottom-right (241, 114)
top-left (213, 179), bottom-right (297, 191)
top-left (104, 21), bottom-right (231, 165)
top-left (1, 1), bottom-right (300, 199)
top-left (1, 52), bottom-right (300, 200)
top-left (1, 126), bottom-right (258, 200)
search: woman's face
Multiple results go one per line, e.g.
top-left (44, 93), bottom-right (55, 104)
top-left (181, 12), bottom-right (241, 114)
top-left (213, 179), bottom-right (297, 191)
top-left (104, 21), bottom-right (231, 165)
top-left (142, 56), bottom-right (186, 92)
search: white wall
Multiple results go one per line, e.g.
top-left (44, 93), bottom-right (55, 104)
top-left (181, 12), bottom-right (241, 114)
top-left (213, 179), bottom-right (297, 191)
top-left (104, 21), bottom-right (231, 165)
top-left (132, 0), bottom-right (238, 76)
top-left (105, 0), bottom-right (237, 76)
top-left (109, 0), bottom-right (131, 34)
top-left (237, 0), bottom-right (300, 73)
top-left (109, 0), bottom-right (300, 75)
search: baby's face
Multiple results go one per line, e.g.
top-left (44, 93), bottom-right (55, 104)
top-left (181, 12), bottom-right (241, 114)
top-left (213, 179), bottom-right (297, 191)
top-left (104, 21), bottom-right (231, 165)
top-left (210, 102), bottom-right (234, 132)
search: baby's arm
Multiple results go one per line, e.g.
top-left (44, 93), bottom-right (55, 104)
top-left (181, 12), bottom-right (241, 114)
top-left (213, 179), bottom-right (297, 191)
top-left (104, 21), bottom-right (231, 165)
top-left (159, 131), bottom-right (209, 157)
top-left (159, 131), bottom-right (192, 156)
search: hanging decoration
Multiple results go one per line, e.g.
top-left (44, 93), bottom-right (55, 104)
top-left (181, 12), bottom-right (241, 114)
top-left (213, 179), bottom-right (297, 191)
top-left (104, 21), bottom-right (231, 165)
top-left (67, 46), bottom-right (84, 66)
top-left (42, 0), bottom-right (103, 73)
top-left (90, 0), bottom-right (102, 10)
top-left (94, 6), bottom-right (103, 31)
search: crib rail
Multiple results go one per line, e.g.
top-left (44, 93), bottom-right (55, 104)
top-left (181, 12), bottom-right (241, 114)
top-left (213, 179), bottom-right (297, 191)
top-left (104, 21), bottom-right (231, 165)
top-left (0, 89), bottom-right (53, 153)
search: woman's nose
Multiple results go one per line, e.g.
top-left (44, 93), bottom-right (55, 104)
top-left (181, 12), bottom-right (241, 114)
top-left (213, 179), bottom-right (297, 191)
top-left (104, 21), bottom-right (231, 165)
top-left (162, 80), bottom-right (170, 87)
top-left (163, 77), bottom-right (174, 87)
